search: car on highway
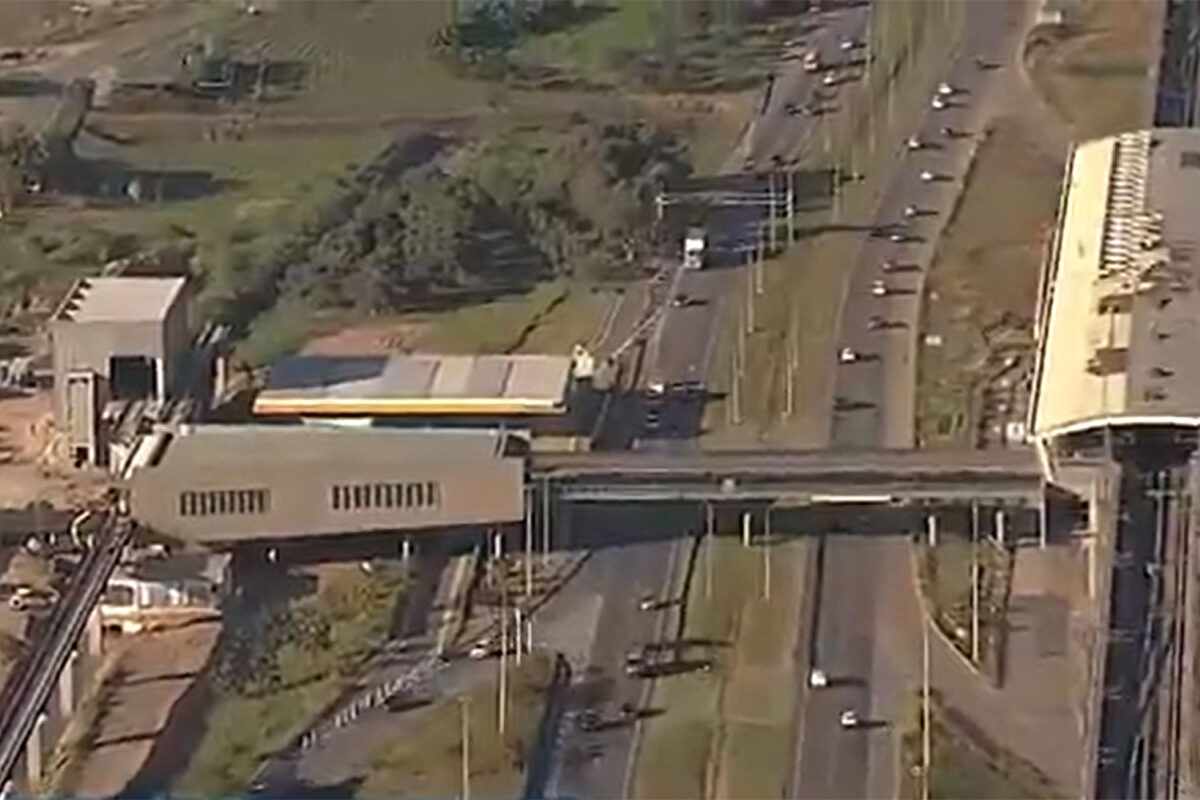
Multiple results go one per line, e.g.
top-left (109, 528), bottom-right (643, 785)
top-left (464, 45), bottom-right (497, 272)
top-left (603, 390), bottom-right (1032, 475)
top-left (867, 315), bottom-right (887, 330)
top-left (786, 102), bottom-right (816, 117)
top-left (671, 293), bottom-right (690, 308)
top-left (644, 411), bottom-right (661, 432)
top-left (919, 170), bottom-right (937, 182)
top-left (624, 649), bottom-right (645, 676)
top-left (838, 347), bottom-right (860, 364)
top-left (941, 125), bottom-right (966, 139)
top-left (822, 72), bottom-right (837, 87)
top-left (881, 259), bottom-right (900, 273)
top-left (936, 81), bottom-right (956, 96)
top-left (839, 37), bottom-right (857, 51)
top-left (871, 280), bottom-right (890, 297)
top-left (647, 381), bottom-right (666, 397)
top-left (905, 135), bottom-right (924, 151)
top-left (840, 709), bottom-right (860, 729)
top-left (887, 232), bottom-right (908, 243)
top-left (931, 95), bottom-right (948, 110)
top-left (578, 709), bottom-right (602, 732)
top-left (638, 594), bottom-right (666, 611)
top-left (809, 668), bottom-right (829, 688)
top-left (903, 204), bottom-right (919, 218)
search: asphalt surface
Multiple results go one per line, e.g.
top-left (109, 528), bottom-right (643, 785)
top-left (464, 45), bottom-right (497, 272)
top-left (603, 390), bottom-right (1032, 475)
top-left (539, 538), bottom-right (681, 800)
top-left (639, 2), bottom-right (873, 446)
top-left (830, 0), bottom-right (1032, 450)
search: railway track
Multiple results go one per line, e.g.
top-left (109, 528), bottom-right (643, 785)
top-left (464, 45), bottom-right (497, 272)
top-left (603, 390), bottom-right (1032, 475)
top-left (0, 510), bottom-right (132, 791)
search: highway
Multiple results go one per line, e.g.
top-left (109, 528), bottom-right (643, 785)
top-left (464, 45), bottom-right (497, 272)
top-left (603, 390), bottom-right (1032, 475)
top-left (830, 0), bottom-right (1033, 450)
top-left (0, 511), bottom-right (130, 792)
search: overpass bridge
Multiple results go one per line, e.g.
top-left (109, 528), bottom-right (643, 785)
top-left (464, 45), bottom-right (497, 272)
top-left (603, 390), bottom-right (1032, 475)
top-left (529, 447), bottom-right (1047, 506)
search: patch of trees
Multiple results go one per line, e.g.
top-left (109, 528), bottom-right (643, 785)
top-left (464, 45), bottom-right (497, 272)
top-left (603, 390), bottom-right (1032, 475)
top-left (216, 117), bottom-right (690, 334)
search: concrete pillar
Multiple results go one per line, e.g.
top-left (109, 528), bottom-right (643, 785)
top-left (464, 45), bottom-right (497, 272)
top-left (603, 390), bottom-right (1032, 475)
top-left (994, 509), bottom-right (1006, 547)
top-left (214, 354), bottom-right (228, 405)
top-left (58, 650), bottom-right (78, 718)
top-left (926, 513), bottom-right (938, 548)
top-left (400, 536), bottom-right (412, 565)
top-left (154, 357), bottom-right (166, 404)
top-left (86, 607), bottom-right (103, 657)
top-left (741, 511), bottom-right (752, 547)
top-left (25, 713), bottom-right (46, 786)
top-left (1039, 487), bottom-right (1048, 549)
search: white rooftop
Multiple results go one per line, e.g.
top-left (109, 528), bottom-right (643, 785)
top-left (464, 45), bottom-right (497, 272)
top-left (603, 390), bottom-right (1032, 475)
top-left (54, 277), bottom-right (187, 324)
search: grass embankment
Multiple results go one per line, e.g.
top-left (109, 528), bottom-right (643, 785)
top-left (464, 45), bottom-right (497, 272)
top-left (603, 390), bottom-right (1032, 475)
top-left (704, 0), bottom-right (969, 446)
top-left (1026, 0), bottom-right (1157, 140)
top-left (357, 652), bottom-right (553, 799)
top-left (900, 690), bottom-right (1058, 799)
top-left (635, 535), bottom-right (808, 800)
top-left (916, 532), bottom-right (1012, 683)
top-left (915, 118), bottom-right (1061, 448)
top-left (172, 565), bottom-right (406, 796)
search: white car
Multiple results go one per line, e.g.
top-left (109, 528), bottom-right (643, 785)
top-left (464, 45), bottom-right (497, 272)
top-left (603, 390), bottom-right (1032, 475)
top-left (838, 347), bottom-right (859, 364)
top-left (840, 709), bottom-right (860, 728)
top-left (823, 72), bottom-right (837, 86)
top-left (888, 232), bottom-right (906, 243)
top-left (931, 96), bottom-right (947, 110)
top-left (937, 81), bottom-right (955, 96)
top-left (871, 281), bottom-right (889, 297)
top-left (809, 669), bottom-right (828, 688)
top-left (638, 595), bottom-right (659, 611)
top-left (919, 170), bottom-right (936, 182)
top-left (881, 260), bottom-right (898, 273)
top-left (647, 381), bottom-right (666, 397)
top-left (903, 204), bottom-right (919, 218)
top-left (468, 639), bottom-right (493, 660)
top-left (839, 38), bottom-right (856, 51)
top-left (905, 136), bottom-right (923, 151)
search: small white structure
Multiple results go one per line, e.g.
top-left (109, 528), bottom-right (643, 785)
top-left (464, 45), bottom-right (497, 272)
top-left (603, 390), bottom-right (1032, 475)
top-left (99, 552), bottom-right (228, 634)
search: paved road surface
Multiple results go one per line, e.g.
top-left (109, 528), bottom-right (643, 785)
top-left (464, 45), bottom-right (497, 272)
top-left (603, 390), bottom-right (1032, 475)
top-left (831, 0), bottom-right (1033, 450)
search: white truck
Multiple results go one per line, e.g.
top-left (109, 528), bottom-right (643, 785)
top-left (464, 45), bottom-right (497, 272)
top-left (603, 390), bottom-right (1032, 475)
top-left (802, 49), bottom-right (821, 73)
top-left (683, 226), bottom-right (707, 270)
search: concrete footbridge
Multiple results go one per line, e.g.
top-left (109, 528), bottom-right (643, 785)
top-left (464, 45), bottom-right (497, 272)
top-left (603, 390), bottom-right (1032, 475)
top-left (529, 447), bottom-right (1047, 505)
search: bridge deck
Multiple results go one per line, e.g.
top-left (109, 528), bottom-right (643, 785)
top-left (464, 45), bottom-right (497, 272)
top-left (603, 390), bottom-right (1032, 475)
top-left (530, 447), bottom-right (1042, 480)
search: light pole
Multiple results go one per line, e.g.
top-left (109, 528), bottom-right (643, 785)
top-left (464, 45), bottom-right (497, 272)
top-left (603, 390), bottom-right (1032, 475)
top-left (524, 489), bottom-right (533, 599)
top-left (705, 502), bottom-right (714, 599)
top-left (499, 550), bottom-right (508, 735)
top-left (762, 507), bottom-right (771, 601)
top-left (460, 696), bottom-right (471, 800)
top-left (922, 613), bottom-right (931, 800)
top-left (971, 500), bottom-right (980, 664)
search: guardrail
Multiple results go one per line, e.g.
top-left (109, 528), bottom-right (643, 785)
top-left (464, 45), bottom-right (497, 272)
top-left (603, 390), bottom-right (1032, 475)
top-left (0, 512), bottom-right (131, 790)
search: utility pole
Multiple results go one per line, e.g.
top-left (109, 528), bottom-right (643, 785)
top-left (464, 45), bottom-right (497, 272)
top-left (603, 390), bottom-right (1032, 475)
top-left (971, 500), bottom-right (980, 665)
top-left (499, 555), bottom-right (508, 735)
top-left (524, 489), bottom-right (533, 599)
top-left (784, 330), bottom-right (795, 419)
top-left (731, 310), bottom-right (743, 426)
top-left (514, 607), bottom-right (523, 666)
top-left (767, 170), bottom-right (777, 255)
top-left (745, 252), bottom-right (755, 333)
top-left (541, 476), bottom-right (550, 562)
top-left (742, 511), bottom-right (751, 548)
top-left (762, 507), bottom-right (771, 601)
top-left (460, 696), bottom-right (471, 800)
top-left (705, 502), bottom-right (714, 599)
top-left (786, 167), bottom-right (796, 246)
top-left (922, 614), bottom-right (931, 800)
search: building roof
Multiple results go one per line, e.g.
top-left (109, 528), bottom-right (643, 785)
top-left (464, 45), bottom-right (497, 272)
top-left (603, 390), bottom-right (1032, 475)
top-left (1031, 129), bottom-right (1200, 440)
top-left (148, 424), bottom-right (513, 472)
top-left (253, 354), bottom-right (573, 417)
top-left (52, 276), bottom-right (186, 324)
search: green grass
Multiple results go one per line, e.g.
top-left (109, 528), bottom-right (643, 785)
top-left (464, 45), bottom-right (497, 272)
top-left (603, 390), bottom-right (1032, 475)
top-left (636, 536), bottom-right (808, 799)
top-left (513, 0), bottom-right (660, 82)
top-left (915, 117), bottom-right (1061, 448)
top-left (357, 652), bottom-right (552, 800)
top-left (1026, 0), bottom-right (1156, 140)
top-left (173, 567), bottom-right (406, 796)
top-left (901, 694), bottom-right (1058, 800)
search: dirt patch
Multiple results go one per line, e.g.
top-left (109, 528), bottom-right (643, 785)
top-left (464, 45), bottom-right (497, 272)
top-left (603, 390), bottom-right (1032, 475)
top-left (301, 319), bottom-right (430, 356)
top-left (60, 622), bottom-right (220, 798)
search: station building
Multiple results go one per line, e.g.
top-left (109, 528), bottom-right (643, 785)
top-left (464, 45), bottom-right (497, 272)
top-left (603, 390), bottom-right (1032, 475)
top-left (126, 425), bottom-right (525, 546)
top-left (1029, 128), bottom-right (1200, 477)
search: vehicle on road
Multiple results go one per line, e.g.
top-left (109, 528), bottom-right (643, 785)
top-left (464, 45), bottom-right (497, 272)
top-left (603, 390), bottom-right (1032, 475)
top-left (683, 226), bottom-right (707, 270)
top-left (644, 411), bottom-right (661, 431)
top-left (931, 96), bottom-right (948, 110)
top-left (671, 293), bottom-right (690, 308)
top-left (941, 125), bottom-right (965, 139)
top-left (786, 102), bottom-right (816, 117)
top-left (905, 135), bottom-right (923, 151)
top-left (840, 709), bottom-right (860, 729)
top-left (468, 638), bottom-right (494, 660)
top-left (903, 204), bottom-right (919, 218)
top-left (802, 49), bottom-right (821, 73)
top-left (888, 232), bottom-right (907, 243)
top-left (809, 668), bottom-right (828, 688)
top-left (871, 280), bottom-right (890, 297)
top-left (936, 81), bottom-right (955, 96)
top-left (839, 38), bottom-right (857, 51)
top-left (638, 594), bottom-right (665, 611)
top-left (838, 347), bottom-right (860, 364)
top-left (822, 72), bottom-right (837, 87)
top-left (881, 259), bottom-right (899, 273)
top-left (919, 170), bottom-right (936, 182)
top-left (867, 315), bottom-right (886, 330)
top-left (647, 380), bottom-right (666, 397)
top-left (624, 649), bottom-right (645, 676)
top-left (578, 709), bottom-right (601, 731)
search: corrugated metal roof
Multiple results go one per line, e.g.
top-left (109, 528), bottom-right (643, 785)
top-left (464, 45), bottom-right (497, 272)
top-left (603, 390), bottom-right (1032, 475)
top-left (256, 353), bottom-right (573, 416)
top-left (53, 277), bottom-right (186, 324)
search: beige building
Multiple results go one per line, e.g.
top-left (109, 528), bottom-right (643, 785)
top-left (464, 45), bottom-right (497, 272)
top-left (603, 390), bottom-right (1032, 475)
top-left (1029, 129), bottom-right (1200, 476)
top-left (49, 276), bottom-right (191, 466)
top-left (126, 425), bottom-right (525, 545)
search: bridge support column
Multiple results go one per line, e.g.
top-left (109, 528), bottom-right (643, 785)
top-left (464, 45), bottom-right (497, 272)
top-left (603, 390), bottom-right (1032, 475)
top-left (400, 536), bottom-right (413, 566)
top-left (58, 649), bottom-right (78, 719)
top-left (86, 606), bottom-right (102, 657)
top-left (1039, 485), bottom-right (1048, 549)
top-left (704, 502), bottom-right (714, 599)
top-left (25, 713), bottom-right (46, 787)
top-left (994, 509), bottom-right (1006, 547)
top-left (541, 477), bottom-right (552, 561)
top-left (926, 513), bottom-right (938, 548)
top-left (741, 511), bottom-right (752, 548)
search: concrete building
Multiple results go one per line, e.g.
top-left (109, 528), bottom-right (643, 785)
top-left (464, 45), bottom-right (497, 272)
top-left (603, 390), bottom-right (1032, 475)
top-left (1029, 129), bottom-right (1200, 477)
top-left (49, 276), bottom-right (190, 466)
top-left (126, 425), bottom-right (525, 545)
top-left (252, 352), bottom-right (591, 441)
